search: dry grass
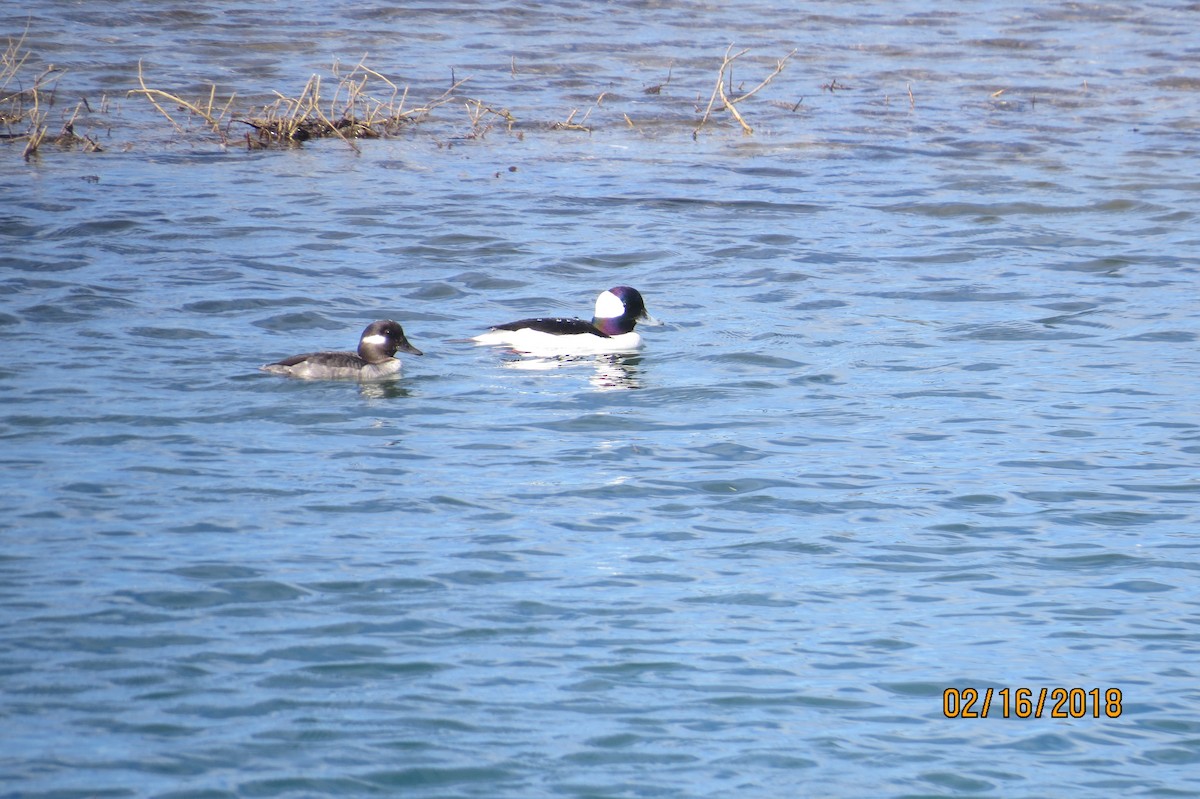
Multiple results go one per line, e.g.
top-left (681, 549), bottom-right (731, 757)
top-left (461, 98), bottom-right (516, 139)
top-left (239, 58), bottom-right (480, 151)
top-left (2, 29), bottom-right (100, 159)
top-left (5, 41), bottom-right (823, 158)
top-left (1, 29), bottom-right (33, 126)
top-left (129, 56), bottom-right (482, 151)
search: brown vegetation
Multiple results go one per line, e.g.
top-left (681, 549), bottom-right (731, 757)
top-left (2, 29), bottom-right (102, 159)
top-left (130, 57), bottom-right (489, 152)
top-left (4, 38), bottom-right (822, 158)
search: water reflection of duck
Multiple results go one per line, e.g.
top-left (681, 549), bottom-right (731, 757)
top-left (472, 286), bottom-right (659, 356)
top-left (502, 353), bottom-right (642, 391)
top-left (260, 320), bottom-right (423, 381)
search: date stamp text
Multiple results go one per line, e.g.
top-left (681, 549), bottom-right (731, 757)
top-left (943, 687), bottom-right (1122, 719)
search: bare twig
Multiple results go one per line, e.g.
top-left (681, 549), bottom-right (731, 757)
top-left (462, 98), bottom-right (515, 138)
top-left (643, 62), bottom-right (673, 95)
top-left (394, 75), bottom-right (469, 123)
top-left (21, 78), bottom-right (45, 159)
top-left (551, 107), bottom-right (589, 132)
top-left (21, 64), bottom-right (67, 159)
top-left (2, 26), bottom-right (33, 97)
top-left (697, 45), bottom-right (748, 133)
top-left (731, 50), bottom-right (795, 104)
top-left (129, 60), bottom-right (231, 145)
top-left (717, 78), bottom-right (753, 134)
top-left (695, 45), bottom-right (795, 137)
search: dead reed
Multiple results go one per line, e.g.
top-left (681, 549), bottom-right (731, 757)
top-left (130, 59), bottom-right (237, 146)
top-left (461, 98), bottom-right (516, 139)
top-left (5, 42), bottom-right (831, 158)
top-left (2, 29), bottom-right (100, 159)
top-left (0, 30), bottom-right (30, 125)
top-left (128, 57), bottom-right (485, 151)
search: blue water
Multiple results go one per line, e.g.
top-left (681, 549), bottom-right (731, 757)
top-left (2, 2), bottom-right (1199, 797)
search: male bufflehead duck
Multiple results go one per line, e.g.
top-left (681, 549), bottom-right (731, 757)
top-left (260, 320), bottom-right (423, 381)
top-left (472, 286), bottom-right (656, 355)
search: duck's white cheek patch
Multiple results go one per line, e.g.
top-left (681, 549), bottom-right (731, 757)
top-left (593, 290), bottom-right (625, 319)
top-left (361, 334), bottom-right (389, 346)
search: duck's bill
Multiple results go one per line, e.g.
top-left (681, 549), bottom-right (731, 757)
top-left (639, 313), bottom-right (665, 327)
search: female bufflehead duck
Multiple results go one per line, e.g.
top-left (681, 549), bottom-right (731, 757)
top-left (260, 320), bottom-right (423, 381)
top-left (472, 286), bottom-right (656, 355)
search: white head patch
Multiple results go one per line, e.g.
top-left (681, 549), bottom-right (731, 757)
top-left (361, 334), bottom-right (389, 346)
top-left (593, 290), bottom-right (625, 319)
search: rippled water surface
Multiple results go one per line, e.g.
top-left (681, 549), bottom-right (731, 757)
top-left (3, 2), bottom-right (1199, 797)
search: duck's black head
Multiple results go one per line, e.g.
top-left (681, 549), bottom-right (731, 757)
top-left (358, 320), bottom-right (423, 362)
top-left (591, 286), bottom-right (649, 335)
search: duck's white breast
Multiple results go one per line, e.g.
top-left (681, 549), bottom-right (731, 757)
top-left (474, 328), bottom-right (642, 356)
